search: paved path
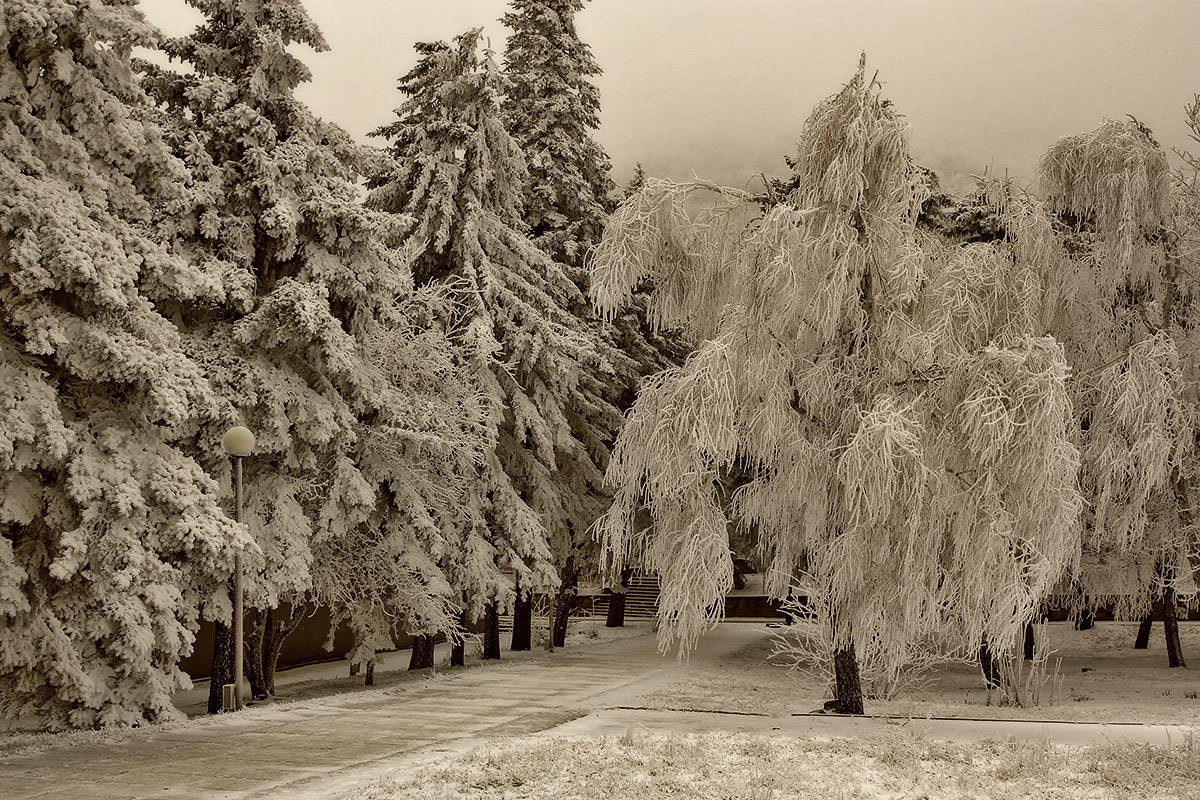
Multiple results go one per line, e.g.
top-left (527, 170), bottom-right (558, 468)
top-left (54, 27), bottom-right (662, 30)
top-left (2, 623), bottom-right (1196, 800)
top-left (0, 626), bottom-right (682, 800)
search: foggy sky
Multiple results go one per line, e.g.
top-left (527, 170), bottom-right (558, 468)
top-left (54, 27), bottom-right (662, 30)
top-left (140, 0), bottom-right (1200, 193)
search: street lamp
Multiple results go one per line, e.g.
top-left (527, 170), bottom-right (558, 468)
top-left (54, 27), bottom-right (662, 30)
top-left (222, 425), bottom-right (255, 711)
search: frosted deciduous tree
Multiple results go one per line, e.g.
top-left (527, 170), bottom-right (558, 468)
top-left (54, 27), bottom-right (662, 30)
top-left (141, 0), bottom-right (478, 705)
top-left (0, 0), bottom-right (249, 728)
top-left (590, 61), bottom-right (1082, 713)
top-left (1039, 117), bottom-right (1200, 665)
top-left (369, 29), bottom-right (626, 649)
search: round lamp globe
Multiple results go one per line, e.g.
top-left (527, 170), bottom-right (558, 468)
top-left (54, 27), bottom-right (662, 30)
top-left (222, 426), bottom-right (256, 457)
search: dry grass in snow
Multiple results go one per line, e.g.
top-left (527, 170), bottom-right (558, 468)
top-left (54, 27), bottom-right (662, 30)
top-left (633, 622), bottom-right (1200, 724)
top-left (343, 729), bottom-right (1200, 799)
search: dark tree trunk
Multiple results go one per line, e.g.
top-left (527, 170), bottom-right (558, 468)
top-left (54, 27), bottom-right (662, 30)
top-left (605, 591), bottom-right (626, 627)
top-left (1135, 615), bottom-right (1153, 649)
top-left (605, 568), bottom-right (632, 628)
top-left (245, 609), bottom-right (269, 699)
top-left (1164, 587), bottom-right (1187, 668)
top-left (206, 620), bottom-right (234, 714)
top-left (831, 641), bottom-right (864, 714)
top-left (244, 605), bottom-right (301, 697)
top-left (364, 659), bottom-right (376, 686)
top-left (553, 556), bottom-right (578, 648)
top-left (409, 634), bottom-right (435, 670)
top-left (451, 609), bottom-right (468, 666)
top-left (979, 637), bottom-right (1003, 689)
top-left (482, 602), bottom-right (501, 660)
top-left (511, 587), bottom-right (532, 651)
top-left (1023, 622), bottom-right (1035, 661)
top-left (1137, 562), bottom-right (1165, 652)
top-left (1075, 605), bottom-right (1095, 630)
top-left (264, 607), bottom-right (300, 695)
top-left (451, 637), bottom-right (465, 667)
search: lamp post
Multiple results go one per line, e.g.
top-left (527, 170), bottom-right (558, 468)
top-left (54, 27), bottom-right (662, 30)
top-left (222, 425), bottom-right (255, 711)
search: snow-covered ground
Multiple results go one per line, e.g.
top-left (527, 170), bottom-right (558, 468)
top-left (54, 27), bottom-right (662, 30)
top-left (6, 621), bottom-right (1198, 799)
top-left (0, 617), bottom-right (650, 748)
top-left (169, 613), bottom-right (643, 717)
top-left (631, 621), bottom-right (1200, 725)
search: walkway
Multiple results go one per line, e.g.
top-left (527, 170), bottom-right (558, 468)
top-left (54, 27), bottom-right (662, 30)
top-left (1, 625), bottom-right (681, 800)
top-left (1, 624), bottom-right (1194, 800)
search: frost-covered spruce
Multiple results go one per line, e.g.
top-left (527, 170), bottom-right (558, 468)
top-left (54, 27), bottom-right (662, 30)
top-left (501, 0), bottom-right (689, 638)
top-left (369, 29), bottom-right (631, 631)
top-left (141, 0), bottom-right (482, 703)
top-left (501, 0), bottom-right (614, 273)
top-left (0, 0), bottom-right (250, 728)
top-left (590, 60), bottom-right (1083, 714)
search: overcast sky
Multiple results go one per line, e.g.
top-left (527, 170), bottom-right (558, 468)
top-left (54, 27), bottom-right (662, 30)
top-left (140, 0), bottom-right (1200, 193)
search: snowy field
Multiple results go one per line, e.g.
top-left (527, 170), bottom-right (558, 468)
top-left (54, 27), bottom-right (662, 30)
top-left (4, 621), bottom-right (1200, 799)
top-left (633, 622), bottom-right (1200, 725)
top-left (339, 729), bottom-right (1200, 800)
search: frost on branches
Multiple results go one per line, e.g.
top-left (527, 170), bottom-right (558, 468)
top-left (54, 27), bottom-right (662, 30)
top-left (0, 0), bottom-right (249, 728)
top-left (501, 0), bottom-right (688, 630)
top-left (501, 0), bottom-right (615, 273)
top-left (590, 60), bottom-right (1083, 712)
top-left (141, 0), bottom-right (483, 692)
top-left (369, 29), bottom-right (628, 622)
top-left (1039, 118), bottom-right (1200, 619)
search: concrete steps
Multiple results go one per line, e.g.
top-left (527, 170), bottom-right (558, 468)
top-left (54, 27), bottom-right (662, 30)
top-left (624, 574), bottom-right (660, 619)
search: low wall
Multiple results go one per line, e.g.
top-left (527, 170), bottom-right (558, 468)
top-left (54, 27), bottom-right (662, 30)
top-left (181, 606), bottom-right (351, 680)
top-left (179, 607), bottom-right (472, 680)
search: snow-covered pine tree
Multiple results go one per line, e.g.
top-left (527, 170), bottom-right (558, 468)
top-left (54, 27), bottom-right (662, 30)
top-left (0, 0), bottom-right (250, 728)
top-left (369, 28), bottom-right (627, 646)
top-left (590, 60), bottom-right (1083, 713)
top-left (501, 0), bottom-right (614, 272)
top-left (623, 163), bottom-right (648, 200)
top-left (502, 1), bottom-right (690, 640)
top-left (1038, 117), bottom-right (1200, 665)
top-left (140, 0), bottom-right (480, 706)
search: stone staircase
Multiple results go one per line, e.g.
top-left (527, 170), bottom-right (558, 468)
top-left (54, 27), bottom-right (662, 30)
top-left (623, 573), bottom-right (660, 619)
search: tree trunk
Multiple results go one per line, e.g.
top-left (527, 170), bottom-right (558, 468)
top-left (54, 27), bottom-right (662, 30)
top-left (451, 637), bottom-right (465, 667)
top-left (511, 587), bottom-right (532, 651)
top-left (1135, 615), bottom-right (1153, 649)
top-left (482, 602), bottom-right (501, 660)
top-left (267, 608), bottom-right (300, 695)
top-left (409, 633), bottom-right (435, 670)
top-left (1023, 622), bottom-right (1035, 661)
top-left (605, 568), bottom-right (632, 628)
top-left (206, 620), bottom-right (234, 714)
top-left (1075, 605), bottom-right (1095, 630)
top-left (1164, 587), bottom-right (1187, 668)
top-left (605, 590), bottom-right (626, 627)
top-left (831, 641), bottom-right (864, 714)
top-left (245, 609), bottom-right (269, 699)
top-left (365, 659), bottom-right (376, 686)
top-left (451, 609), bottom-right (468, 666)
top-left (553, 556), bottom-right (578, 648)
top-left (979, 637), bottom-right (1003, 689)
top-left (244, 604), bottom-right (301, 697)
